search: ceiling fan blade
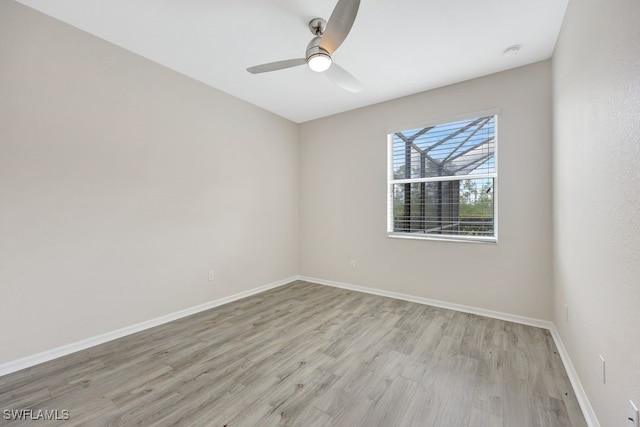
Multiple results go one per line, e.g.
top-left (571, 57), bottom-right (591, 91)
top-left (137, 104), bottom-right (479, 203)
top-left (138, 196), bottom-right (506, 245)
top-left (246, 58), bottom-right (306, 74)
top-left (320, 0), bottom-right (360, 55)
top-left (325, 63), bottom-right (362, 93)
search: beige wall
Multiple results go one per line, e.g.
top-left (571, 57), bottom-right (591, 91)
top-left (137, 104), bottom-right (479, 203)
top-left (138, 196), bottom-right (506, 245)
top-left (299, 61), bottom-right (554, 320)
top-left (552, 0), bottom-right (640, 424)
top-left (8, 5), bottom-right (638, 424)
top-left (0, 1), bottom-right (299, 364)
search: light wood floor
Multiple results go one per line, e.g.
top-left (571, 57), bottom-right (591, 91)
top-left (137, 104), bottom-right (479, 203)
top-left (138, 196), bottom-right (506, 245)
top-left (0, 281), bottom-right (586, 426)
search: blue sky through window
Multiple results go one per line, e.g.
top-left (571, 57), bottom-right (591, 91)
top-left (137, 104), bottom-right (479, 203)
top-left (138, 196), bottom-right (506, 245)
top-left (392, 116), bottom-right (495, 178)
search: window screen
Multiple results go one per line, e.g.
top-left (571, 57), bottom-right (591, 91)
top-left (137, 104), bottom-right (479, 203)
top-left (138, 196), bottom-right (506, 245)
top-left (387, 115), bottom-right (497, 242)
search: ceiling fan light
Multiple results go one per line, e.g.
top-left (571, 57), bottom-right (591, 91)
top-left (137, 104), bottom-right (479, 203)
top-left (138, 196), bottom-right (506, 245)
top-left (307, 53), bottom-right (332, 72)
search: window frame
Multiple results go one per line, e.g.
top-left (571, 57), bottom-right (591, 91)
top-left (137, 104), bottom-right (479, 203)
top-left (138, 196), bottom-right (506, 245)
top-left (386, 109), bottom-right (500, 244)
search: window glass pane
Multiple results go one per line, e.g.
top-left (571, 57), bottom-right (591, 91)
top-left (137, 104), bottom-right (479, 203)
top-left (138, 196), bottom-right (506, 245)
top-left (392, 116), bottom-right (495, 179)
top-left (391, 178), bottom-right (494, 237)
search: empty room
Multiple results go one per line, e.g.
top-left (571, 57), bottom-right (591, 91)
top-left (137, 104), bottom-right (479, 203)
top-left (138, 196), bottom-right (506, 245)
top-left (1, 0), bottom-right (638, 425)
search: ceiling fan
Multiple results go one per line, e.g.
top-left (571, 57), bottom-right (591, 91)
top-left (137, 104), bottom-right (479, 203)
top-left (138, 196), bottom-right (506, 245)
top-left (246, 0), bottom-right (362, 93)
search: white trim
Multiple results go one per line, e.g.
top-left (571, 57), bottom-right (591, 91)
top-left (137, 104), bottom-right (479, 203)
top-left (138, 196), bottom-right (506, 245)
top-left (1, 273), bottom-right (599, 427)
top-left (0, 276), bottom-right (296, 377)
top-left (386, 113), bottom-right (498, 243)
top-left (386, 107), bottom-right (502, 134)
top-left (387, 132), bottom-right (395, 233)
top-left (300, 275), bottom-right (598, 426)
top-left (549, 325), bottom-right (601, 427)
top-left (299, 276), bottom-right (550, 329)
top-left (493, 115), bottom-right (499, 241)
top-left (390, 173), bottom-right (497, 185)
top-left (387, 232), bottom-right (497, 244)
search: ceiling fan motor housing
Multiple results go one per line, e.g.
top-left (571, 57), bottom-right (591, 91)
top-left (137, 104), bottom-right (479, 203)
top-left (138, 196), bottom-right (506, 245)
top-left (306, 36), bottom-right (332, 72)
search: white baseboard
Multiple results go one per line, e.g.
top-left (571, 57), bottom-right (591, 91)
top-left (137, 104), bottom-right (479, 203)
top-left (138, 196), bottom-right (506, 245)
top-left (299, 275), bottom-right (552, 329)
top-left (300, 275), bottom-right (599, 427)
top-left (1, 274), bottom-right (599, 427)
top-left (0, 276), bottom-right (297, 377)
top-left (549, 325), bottom-right (600, 427)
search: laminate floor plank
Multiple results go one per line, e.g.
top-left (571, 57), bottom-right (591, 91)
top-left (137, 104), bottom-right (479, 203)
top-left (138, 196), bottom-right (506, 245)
top-left (472, 350), bottom-right (504, 418)
top-left (0, 281), bottom-right (587, 426)
top-left (360, 375), bottom-right (421, 427)
top-left (468, 406), bottom-right (504, 427)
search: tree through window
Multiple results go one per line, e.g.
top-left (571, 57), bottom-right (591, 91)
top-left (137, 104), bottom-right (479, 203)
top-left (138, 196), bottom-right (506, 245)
top-left (387, 114), bottom-right (497, 242)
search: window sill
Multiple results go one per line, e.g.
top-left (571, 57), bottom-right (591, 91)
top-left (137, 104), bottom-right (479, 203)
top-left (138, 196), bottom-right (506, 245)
top-left (387, 232), bottom-right (497, 245)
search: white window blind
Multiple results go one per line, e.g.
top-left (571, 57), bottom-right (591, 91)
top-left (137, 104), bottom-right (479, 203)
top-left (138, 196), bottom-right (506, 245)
top-left (387, 114), bottom-right (497, 242)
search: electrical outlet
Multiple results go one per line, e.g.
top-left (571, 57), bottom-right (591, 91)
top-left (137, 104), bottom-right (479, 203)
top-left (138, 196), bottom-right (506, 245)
top-left (599, 355), bottom-right (606, 384)
top-left (350, 259), bottom-right (356, 269)
top-left (208, 270), bottom-right (215, 281)
top-left (629, 400), bottom-right (639, 427)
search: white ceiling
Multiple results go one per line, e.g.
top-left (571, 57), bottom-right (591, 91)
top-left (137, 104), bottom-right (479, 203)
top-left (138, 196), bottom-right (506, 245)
top-left (15, 0), bottom-right (568, 123)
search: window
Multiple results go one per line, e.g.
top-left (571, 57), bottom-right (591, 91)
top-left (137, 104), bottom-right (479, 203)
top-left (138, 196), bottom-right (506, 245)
top-left (387, 113), bottom-right (498, 243)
